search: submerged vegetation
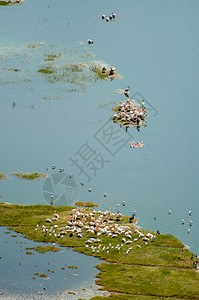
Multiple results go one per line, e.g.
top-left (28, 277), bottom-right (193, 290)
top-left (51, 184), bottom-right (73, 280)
top-left (0, 173), bottom-right (7, 180)
top-left (0, 202), bottom-right (198, 299)
top-left (12, 171), bottom-right (48, 180)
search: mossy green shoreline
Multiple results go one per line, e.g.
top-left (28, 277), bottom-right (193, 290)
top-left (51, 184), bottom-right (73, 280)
top-left (0, 202), bottom-right (198, 299)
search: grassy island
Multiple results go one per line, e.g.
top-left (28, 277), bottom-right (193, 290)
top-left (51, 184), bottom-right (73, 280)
top-left (0, 202), bottom-right (198, 299)
top-left (0, 0), bottom-right (23, 5)
top-left (92, 67), bottom-right (122, 80)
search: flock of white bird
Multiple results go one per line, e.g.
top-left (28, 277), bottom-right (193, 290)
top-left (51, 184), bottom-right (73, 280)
top-left (34, 207), bottom-right (156, 255)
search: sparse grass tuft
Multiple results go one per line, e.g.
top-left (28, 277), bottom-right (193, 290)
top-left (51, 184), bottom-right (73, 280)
top-left (0, 173), bottom-right (7, 180)
top-left (68, 265), bottom-right (78, 269)
top-left (12, 171), bottom-right (48, 180)
top-left (39, 273), bottom-right (47, 278)
top-left (74, 201), bottom-right (100, 207)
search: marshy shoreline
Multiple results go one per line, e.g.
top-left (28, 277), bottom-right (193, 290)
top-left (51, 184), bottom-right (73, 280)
top-left (0, 202), bottom-right (199, 300)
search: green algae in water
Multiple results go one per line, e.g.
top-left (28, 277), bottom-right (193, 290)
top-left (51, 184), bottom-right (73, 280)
top-left (38, 67), bottom-right (55, 75)
top-left (26, 42), bottom-right (46, 49)
top-left (0, 173), bottom-right (7, 180)
top-left (12, 171), bottom-right (48, 180)
top-left (44, 53), bottom-right (62, 61)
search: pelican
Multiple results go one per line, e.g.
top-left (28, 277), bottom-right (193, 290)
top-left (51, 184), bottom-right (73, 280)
top-left (88, 39), bottom-right (93, 45)
top-left (53, 211), bottom-right (59, 219)
top-left (168, 210), bottom-right (171, 215)
top-left (102, 14), bottom-right (105, 19)
top-left (182, 219), bottom-right (184, 225)
top-left (112, 12), bottom-right (116, 18)
top-left (102, 66), bottom-right (107, 73)
top-left (187, 229), bottom-right (190, 234)
top-left (125, 86), bottom-right (130, 92)
top-left (189, 210), bottom-right (192, 216)
top-left (104, 193), bottom-right (107, 197)
top-left (88, 188), bottom-right (91, 192)
top-left (109, 15), bottom-right (113, 20)
top-left (80, 181), bottom-right (84, 186)
top-left (69, 173), bottom-right (73, 178)
top-left (106, 17), bottom-right (109, 22)
top-left (109, 66), bottom-right (116, 75)
top-left (52, 165), bottom-right (56, 169)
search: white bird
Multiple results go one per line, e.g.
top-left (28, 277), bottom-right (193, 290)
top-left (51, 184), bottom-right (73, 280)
top-left (187, 229), bottom-right (190, 234)
top-left (182, 219), bottom-right (184, 225)
top-left (168, 210), bottom-right (171, 215)
top-left (106, 17), bottom-right (109, 22)
top-left (88, 188), bottom-right (91, 192)
top-left (102, 14), bottom-right (105, 19)
top-left (112, 12), bottom-right (116, 18)
top-left (69, 173), bottom-right (73, 178)
top-left (104, 193), bottom-right (107, 197)
top-left (80, 181), bottom-right (84, 186)
top-left (189, 211), bottom-right (192, 216)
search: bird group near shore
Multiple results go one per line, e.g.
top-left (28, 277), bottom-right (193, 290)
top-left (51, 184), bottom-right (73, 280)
top-left (34, 207), bottom-right (156, 256)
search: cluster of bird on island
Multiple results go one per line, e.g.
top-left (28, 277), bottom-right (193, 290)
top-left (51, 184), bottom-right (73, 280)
top-left (129, 142), bottom-right (145, 148)
top-left (112, 89), bottom-right (147, 126)
top-left (34, 206), bottom-right (156, 256)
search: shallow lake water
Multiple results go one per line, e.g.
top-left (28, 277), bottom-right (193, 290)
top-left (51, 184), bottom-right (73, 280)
top-left (0, 0), bottom-right (199, 297)
top-left (0, 227), bottom-right (104, 299)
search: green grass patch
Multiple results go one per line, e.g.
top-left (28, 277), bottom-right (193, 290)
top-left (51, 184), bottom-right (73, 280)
top-left (68, 265), bottom-right (78, 269)
top-left (0, 202), bottom-right (198, 299)
top-left (12, 171), bottom-right (48, 180)
top-left (34, 246), bottom-right (61, 253)
top-left (39, 273), bottom-right (47, 278)
top-left (74, 201), bottom-right (100, 207)
top-left (0, 0), bottom-right (23, 5)
top-left (95, 263), bottom-right (199, 299)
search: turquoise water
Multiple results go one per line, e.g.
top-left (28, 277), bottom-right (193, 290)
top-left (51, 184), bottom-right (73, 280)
top-left (0, 0), bottom-right (199, 293)
top-left (0, 228), bottom-right (104, 299)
